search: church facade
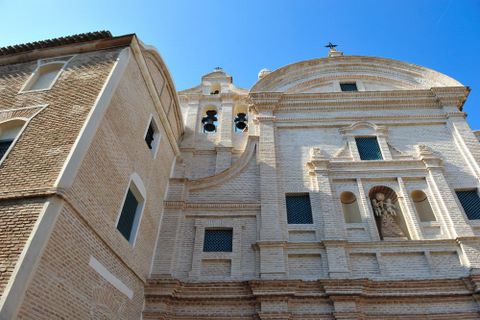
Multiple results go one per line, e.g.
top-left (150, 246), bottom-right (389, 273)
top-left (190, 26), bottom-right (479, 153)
top-left (1, 32), bottom-right (480, 319)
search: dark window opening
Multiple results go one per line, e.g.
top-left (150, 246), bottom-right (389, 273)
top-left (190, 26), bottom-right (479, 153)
top-left (202, 110), bottom-right (218, 133)
top-left (356, 137), bottom-right (383, 160)
top-left (456, 190), bottom-right (480, 220)
top-left (340, 82), bottom-right (358, 92)
top-left (203, 229), bottom-right (233, 252)
top-left (0, 140), bottom-right (13, 160)
top-left (117, 189), bottom-right (140, 241)
top-left (210, 90), bottom-right (220, 95)
top-left (286, 194), bottom-right (313, 224)
top-left (145, 122), bottom-right (155, 149)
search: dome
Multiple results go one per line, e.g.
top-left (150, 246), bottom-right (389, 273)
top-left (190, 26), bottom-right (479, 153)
top-left (251, 55), bottom-right (463, 93)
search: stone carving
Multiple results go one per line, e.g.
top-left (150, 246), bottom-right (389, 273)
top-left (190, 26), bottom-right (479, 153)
top-left (371, 192), bottom-right (406, 239)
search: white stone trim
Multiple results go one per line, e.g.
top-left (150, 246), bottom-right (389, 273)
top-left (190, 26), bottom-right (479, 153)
top-left (0, 197), bottom-right (64, 319)
top-left (54, 47), bottom-right (131, 189)
top-left (88, 256), bottom-right (133, 299)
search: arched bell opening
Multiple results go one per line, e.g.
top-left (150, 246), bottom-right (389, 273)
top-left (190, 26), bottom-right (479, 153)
top-left (340, 191), bottom-right (362, 223)
top-left (233, 105), bottom-right (248, 133)
top-left (368, 186), bottom-right (410, 240)
top-left (411, 190), bottom-right (437, 222)
top-left (201, 106), bottom-right (218, 133)
top-left (210, 82), bottom-right (221, 95)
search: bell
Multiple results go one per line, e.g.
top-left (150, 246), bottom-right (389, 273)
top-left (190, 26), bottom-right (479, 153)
top-left (234, 113), bottom-right (248, 131)
top-left (202, 110), bottom-right (218, 132)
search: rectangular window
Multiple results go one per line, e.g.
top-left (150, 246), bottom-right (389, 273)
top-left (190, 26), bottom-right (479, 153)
top-left (203, 229), bottom-right (233, 252)
top-left (117, 188), bottom-right (142, 242)
top-left (0, 140), bottom-right (13, 160)
top-left (355, 137), bottom-right (383, 160)
top-left (456, 190), bottom-right (480, 220)
top-left (340, 82), bottom-right (358, 92)
top-left (286, 194), bottom-right (313, 224)
top-left (145, 122), bottom-right (155, 149)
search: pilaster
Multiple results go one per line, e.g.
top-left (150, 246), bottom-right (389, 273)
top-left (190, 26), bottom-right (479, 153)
top-left (252, 93), bottom-right (287, 278)
top-left (397, 177), bottom-right (422, 239)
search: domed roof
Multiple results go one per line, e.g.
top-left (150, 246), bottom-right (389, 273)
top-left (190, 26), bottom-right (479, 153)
top-left (250, 55), bottom-right (464, 94)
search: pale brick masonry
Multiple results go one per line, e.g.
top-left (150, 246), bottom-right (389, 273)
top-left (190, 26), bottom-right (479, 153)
top-left (1, 33), bottom-right (480, 319)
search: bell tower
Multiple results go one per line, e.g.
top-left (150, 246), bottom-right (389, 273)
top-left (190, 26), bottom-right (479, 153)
top-left (178, 67), bottom-right (249, 178)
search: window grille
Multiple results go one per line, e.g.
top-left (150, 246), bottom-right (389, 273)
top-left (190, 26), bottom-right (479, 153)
top-left (340, 82), bottom-right (358, 92)
top-left (456, 190), bottom-right (480, 220)
top-left (203, 229), bottom-right (233, 252)
top-left (117, 189), bottom-right (140, 241)
top-left (145, 123), bottom-right (155, 149)
top-left (286, 194), bottom-right (313, 224)
top-left (355, 137), bottom-right (383, 160)
top-left (0, 140), bottom-right (13, 160)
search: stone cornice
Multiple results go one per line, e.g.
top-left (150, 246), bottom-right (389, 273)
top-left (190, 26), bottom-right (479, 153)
top-left (432, 86), bottom-right (470, 109)
top-left (164, 201), bottom-right (260, 210)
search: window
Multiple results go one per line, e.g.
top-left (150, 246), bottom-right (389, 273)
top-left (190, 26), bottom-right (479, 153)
top-left (116, 182), bottom-right (145, 243)
top-left (144, 118), bottom-right (160, 157)
top-left (203, 229), bottom-right (233, 252)
top-left (340, 192), bottom-right (362, 223)
top-left (23, 62), bottom-right (64, 91)
top-left (340, 82), bottom-right (358, 92)
top-left (210, 83), bottom-right (221, 95)
top-left (0, 119), bottom-right (26, 162)
top-left (411, 190), bottom-right (436, 222)
top-left (201, 109), bottom-right (218, 133)
top-left (286, 194), bottom-right (313, 224)
top-left (456, 190), bottom-right (480, 220)
top-left (355, 137), bottom-right (383, 160)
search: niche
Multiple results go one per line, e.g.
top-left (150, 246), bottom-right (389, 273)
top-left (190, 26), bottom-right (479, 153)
top-left (369, 186), bottom-right (410, 240)
top-left (340, 192), bottom-right (362, 223)
top-left (411, 190), bottom-right (436, 222)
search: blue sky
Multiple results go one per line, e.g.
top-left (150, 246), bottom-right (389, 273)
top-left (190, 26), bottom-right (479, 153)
top-left (2, 0), bottom-right (480, 127)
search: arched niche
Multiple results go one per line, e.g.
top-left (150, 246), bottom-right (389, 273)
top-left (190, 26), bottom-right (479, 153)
top-left (23, 62), bottom-right (65, 91)
top-left (368, 186), bottom-right (410, 240)
top-left (340, 191), bottom-right (362, 223)
top-left (411, 190), bottom-right (436, 222)
top-left (210, 83), bottom-right (221, 95)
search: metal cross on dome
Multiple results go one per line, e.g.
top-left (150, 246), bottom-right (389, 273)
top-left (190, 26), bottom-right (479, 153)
top-left (325, 42), bottom-right (338, 50)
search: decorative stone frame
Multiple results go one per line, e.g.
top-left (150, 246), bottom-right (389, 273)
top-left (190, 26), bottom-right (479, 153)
top-left (339, 121), bottom-right (392, 161)
top-left (189, 218), bottom-right (244, 279)
top-left (19, 55), bottom-right (74, 93)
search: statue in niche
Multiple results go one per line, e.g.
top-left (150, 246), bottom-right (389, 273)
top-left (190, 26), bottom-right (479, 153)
top-left (371, 192), bottom-right (406, 239)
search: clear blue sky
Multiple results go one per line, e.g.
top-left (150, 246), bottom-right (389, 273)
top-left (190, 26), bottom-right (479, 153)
top-left (2, 0), bottom-right (480, 127)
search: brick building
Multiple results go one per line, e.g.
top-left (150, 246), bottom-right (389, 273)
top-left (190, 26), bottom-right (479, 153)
top-left (1, 32), bottom-right (480, 319)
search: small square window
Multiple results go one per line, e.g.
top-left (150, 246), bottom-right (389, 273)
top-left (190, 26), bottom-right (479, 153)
top-left (340, 82), bottom-right (358, 92)
top-left (203, 229), bottom-right (233, 252)
top-left (144, 118), bottom-right (160, 157)
top-left (145, 122), bottom-right (155, 149)
top-left (286, 194), bottom-right (313, 224)
top-left (456, 190), bottom-right (480, 220)
top-left (355, 137), bottom-right (383, 160)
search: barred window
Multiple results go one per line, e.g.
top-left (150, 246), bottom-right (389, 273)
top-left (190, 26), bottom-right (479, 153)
top-left (456, 190), bottom-right (480, 220)
top-left (340, 82), bottom-right (358, 92)
top-left (203, 229), bottom-right (233, 252)
top-left (286, 194), bottom-right (313, 224)
top-left (355, 137), bottom-right (383, 160)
